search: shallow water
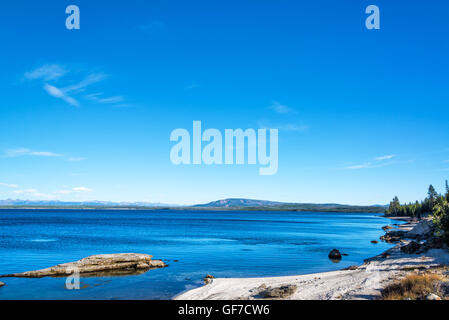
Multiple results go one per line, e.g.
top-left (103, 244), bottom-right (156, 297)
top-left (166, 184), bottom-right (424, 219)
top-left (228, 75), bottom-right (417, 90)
top-left (0, 209), bottom-right (396, 299)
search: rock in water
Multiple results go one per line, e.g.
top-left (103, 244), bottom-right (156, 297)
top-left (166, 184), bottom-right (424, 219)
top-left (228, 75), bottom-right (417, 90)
top-left (328, 249), bottom-right (342, 260)
top-left (0, 253), bottom-right (167, 278)
top-left (0, 281), bottom-right (4, 287)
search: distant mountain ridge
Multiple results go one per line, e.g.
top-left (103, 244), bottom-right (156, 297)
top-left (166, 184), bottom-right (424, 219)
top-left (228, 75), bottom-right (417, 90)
top-left (0, 198), bottom-right (387, 213)
top-left (0, 199), bottom-right (174, 207)
top-left (194, 198), bottom-right (287, 208)
top-left (194, 198), bottom-right (387, 213)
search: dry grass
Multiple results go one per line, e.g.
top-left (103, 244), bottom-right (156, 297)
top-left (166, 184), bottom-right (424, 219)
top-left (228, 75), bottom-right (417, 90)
top-left (382, 272), bottom-right (444, 300)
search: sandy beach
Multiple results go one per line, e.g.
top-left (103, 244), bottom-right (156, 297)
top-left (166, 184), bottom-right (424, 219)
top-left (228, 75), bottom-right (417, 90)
top-left (175, 218), bottom-right (449, 300)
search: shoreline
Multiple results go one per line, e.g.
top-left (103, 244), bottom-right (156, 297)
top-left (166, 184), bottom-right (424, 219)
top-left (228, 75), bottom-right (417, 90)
top-left (175, 217), bottom-right (449, 300)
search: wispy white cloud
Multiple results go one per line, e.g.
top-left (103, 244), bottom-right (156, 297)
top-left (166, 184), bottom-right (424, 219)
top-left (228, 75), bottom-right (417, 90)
top-left (54, 186), bottom-right (93, 195)
top-left (85, 93), bottom-right (124, 104)
top-left (3, 148), bottom-right (86, 163)
top-left (13, 189), bottom-right (57, 199)
top-left (24, 64), bottom-right (122, 107)
top-left (3, 148), bottom-right (63, 158)
top-left (63, 73), bottom-right (107, 93)
top-left (0, 182), bottom-right (18, 188)
top-left (268, 101), bottom-right (294, 114)
top-left (72, 187), bottom-right (93, 192)
top-left (344, 163), bottom-right (372, 170)
top-left (375, 154), bottom-right (396, 161)
top-left (44, 84), bottom-right (79, 107)
top-left (24, 64), bottom-right (68, 81)
top-left (343, 156), bottom-right (406, 170)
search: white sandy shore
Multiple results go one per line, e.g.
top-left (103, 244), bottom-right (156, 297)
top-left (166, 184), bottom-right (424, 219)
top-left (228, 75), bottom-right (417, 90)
top-left (175, 219), bottom-right (449, 300)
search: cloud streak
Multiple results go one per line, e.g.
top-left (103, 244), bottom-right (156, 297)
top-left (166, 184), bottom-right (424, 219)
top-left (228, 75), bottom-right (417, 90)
top-left (24, 64), bottom-right (68, 81)
top-left (0, 182), bottom-right (18, 188)
top-left (343, 155), bottom-right (405, 170)
top-left (3, 148), bottom-right (63, 158)
top-left (54, 186), bottom-right (93, 195)
top-left (268, 101), bottom-right (294, 114)
top-left (375, 154), bottom-right (396, 161)
top-left (44, 84), bottom-right (79, 107)
top-left (24, 64), bottom-right (125, 107)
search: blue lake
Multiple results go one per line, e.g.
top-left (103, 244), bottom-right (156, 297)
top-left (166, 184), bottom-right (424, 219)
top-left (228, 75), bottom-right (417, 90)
top-left (0, 209), bottom-right (396, 299)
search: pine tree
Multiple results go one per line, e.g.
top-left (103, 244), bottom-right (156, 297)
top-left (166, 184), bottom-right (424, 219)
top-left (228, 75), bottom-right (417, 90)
top-left (387, 196), bottom-right (401, 216)
top-left (428, 185), bottom-right (438, 211)
top-left (446, 180), bottom-right (449, 201)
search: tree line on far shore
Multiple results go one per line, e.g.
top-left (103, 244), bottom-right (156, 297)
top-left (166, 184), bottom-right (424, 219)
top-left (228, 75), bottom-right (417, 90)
top-left (386, 180), bottom-right (449, 243)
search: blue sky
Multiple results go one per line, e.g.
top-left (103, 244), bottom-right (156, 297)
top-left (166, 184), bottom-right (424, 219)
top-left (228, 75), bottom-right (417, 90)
top-left (0, 0), bottom-right (448, 205)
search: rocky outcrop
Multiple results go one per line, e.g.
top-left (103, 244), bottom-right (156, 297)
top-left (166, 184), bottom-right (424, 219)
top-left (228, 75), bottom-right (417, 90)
top-left (400, 241), bottom-right (421, 254)
top-left (258, 285), bottom-right (297, 298)
top-left (0, 253), bottom-right (167, 278)
top-left (407, 220), bottom-right (435, 240)
top-left (381, 230), bottom-right (407, 243)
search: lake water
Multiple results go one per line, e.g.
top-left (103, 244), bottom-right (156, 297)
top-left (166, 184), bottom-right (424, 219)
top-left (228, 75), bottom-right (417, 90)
top-left (0, 209), bottom-right (396, 299)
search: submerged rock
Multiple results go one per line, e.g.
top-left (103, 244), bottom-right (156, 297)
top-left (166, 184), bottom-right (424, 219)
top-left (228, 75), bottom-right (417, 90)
top-left (328, 249), bottom-right (342, 261)
top-left (0, 253), bottom-right (167, 278)
top-left (371, 240), bottom-right (379, 244)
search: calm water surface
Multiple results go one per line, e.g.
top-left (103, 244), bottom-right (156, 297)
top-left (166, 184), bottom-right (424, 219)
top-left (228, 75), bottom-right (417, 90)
top-left (0, 209), bottom-right (396, 299)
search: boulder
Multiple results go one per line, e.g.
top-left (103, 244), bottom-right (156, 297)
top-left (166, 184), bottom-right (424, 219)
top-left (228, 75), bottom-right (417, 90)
top-left (204, 274), bottom-right (215, 284)
top-left (400, 241), bottom-right (421, 254)
top-left (425, 293), bottom-right (441, 300)
top-left (424, 236), bottom-right (447, 250)
top-left (0, 281), bottom-right (4, 287)
top-left (0, 253), bottom-right (167, 278)
top-left (343, 265), bottom-right (359, 271)
top-left (328, 249), bottom-right (342, 260)
top-left (436, 281), bottom-right (449, 296)
top-left (259, 285), bottom-right (297, 298)
top-left (381, 230), bottom-right (407, 243)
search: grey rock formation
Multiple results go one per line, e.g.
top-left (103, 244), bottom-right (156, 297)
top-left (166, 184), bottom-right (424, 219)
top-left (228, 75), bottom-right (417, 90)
top-left (0, 253), bottom-right (167, 278)
top-left (259, 285), bottom-right (297, 298)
